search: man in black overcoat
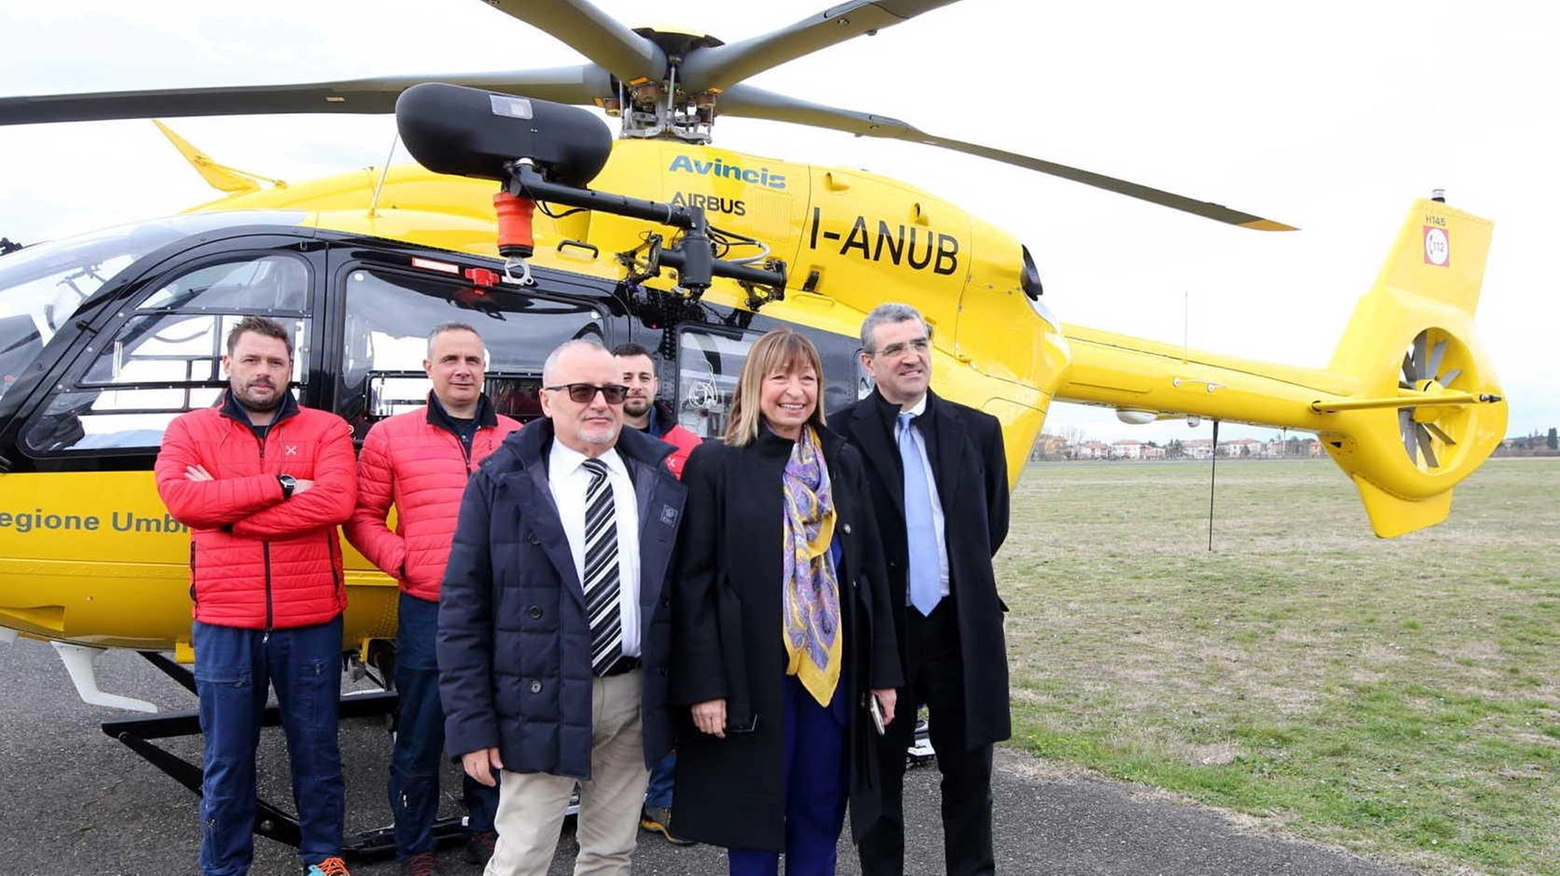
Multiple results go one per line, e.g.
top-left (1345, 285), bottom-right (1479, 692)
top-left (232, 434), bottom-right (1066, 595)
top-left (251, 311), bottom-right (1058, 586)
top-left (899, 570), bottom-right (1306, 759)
top-left (833, 302), bottom-right (1011, 876)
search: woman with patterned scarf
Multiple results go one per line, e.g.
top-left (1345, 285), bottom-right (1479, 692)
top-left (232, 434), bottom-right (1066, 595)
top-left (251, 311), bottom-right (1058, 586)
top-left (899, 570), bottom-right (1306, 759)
top-left (669, 328), bottom-right (903, 875)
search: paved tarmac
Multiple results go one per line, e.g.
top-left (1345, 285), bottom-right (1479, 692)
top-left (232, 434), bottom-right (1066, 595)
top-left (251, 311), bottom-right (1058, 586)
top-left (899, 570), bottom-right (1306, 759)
top-left (0, 638), bottom-right (1422, 875)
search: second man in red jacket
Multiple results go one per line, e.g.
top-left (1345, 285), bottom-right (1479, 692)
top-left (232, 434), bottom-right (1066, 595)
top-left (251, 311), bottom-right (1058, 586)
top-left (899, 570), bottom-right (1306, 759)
top-left (346, 322), bottom-right (521, 875)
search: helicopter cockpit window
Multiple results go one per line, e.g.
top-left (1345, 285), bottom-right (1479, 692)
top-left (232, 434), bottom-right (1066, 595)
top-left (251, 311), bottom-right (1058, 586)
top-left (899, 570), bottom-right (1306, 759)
top-left (21, 254), bottom-right (311, 455)
top-left (339, 267), bottom-right (604, 437)
top-left (0, 212), bottom-right (306, 403)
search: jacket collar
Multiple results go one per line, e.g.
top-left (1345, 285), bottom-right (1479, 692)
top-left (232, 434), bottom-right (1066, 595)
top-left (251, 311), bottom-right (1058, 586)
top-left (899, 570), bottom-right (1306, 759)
top-left (218, 388), bottom-right (300, 427)
top-left (425, 390), bottom-right (498, 433)
top-left (643, 400), bottom-right (676, 439)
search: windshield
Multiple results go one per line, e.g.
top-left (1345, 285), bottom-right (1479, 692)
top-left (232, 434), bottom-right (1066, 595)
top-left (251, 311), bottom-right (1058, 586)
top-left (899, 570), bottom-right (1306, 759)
top-left (0, 212), bottom-right (305, 401)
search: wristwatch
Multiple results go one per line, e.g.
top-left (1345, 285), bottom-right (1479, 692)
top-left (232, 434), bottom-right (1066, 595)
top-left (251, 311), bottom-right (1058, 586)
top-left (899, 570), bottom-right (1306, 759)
top-left (278, 474), bottom-right (297, 499)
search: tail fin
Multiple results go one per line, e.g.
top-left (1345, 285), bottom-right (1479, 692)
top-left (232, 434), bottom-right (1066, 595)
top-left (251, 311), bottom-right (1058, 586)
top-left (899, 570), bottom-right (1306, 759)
top-left (1317, 199), bottom-right (1507, 536)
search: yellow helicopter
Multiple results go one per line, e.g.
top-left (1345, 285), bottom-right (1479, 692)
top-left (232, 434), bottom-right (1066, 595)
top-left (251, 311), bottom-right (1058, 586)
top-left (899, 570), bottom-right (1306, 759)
top-left (0, 0), bottom-right (1507, 715)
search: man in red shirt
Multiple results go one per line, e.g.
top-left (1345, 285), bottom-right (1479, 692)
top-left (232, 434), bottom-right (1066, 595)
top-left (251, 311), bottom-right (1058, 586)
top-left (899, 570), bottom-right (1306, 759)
top-left (155, 315), bottom-right (358, 876)
top-left (346, 323), bottom-right (520, 875)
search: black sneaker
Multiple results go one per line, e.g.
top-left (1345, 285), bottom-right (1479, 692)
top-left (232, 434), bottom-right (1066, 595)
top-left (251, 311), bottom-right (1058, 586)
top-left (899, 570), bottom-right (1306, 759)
top-left (640, 806), bottom-right (695, 846)
top-left (399, 852), bottom-right (440, 876)
top-left (463, 830), bottom-right (498, 865)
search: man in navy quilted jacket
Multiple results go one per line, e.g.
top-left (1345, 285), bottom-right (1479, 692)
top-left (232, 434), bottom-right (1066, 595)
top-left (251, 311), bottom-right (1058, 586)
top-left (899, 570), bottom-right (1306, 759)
top-left (438, 338), bottom-right (686, 876)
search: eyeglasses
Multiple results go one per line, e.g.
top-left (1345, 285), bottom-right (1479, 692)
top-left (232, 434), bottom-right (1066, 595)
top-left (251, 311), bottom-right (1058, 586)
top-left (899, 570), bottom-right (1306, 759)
top-left (867, 337), bottom-right (931, 358)
top-left (544, 382), bottom-right (629, 405)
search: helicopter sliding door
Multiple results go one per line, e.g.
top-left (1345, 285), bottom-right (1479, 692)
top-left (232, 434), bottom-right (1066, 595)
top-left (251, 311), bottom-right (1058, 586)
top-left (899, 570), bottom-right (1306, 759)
top-left (328, 259), bottom-right (610, 441)
top-left (323, 250), bottom-right (618, 640)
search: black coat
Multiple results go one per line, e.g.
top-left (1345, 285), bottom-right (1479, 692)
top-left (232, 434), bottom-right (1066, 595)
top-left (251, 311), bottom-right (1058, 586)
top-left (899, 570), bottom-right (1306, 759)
top-left (669, 426), bottom-right (903, 852)
top-left (437, 421), bottom-right (686, 779)
top-left (831, 389), bottom-right (1012, 749)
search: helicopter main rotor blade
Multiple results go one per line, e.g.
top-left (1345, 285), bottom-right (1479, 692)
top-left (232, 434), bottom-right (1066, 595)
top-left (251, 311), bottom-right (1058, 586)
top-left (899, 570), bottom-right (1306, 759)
top-left (0, 66), bottom-right (613, 126)
top-left (718, 84), bottom-right (1296, 230)
top-left (486, 0), bottom-right (666, 84)
top-left (679, 0), bottom-right (959, 93)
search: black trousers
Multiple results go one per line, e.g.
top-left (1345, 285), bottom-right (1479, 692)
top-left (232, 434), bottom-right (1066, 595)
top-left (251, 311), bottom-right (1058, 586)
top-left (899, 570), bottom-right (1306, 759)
top-left (858, 599), bottom-right (995, 876)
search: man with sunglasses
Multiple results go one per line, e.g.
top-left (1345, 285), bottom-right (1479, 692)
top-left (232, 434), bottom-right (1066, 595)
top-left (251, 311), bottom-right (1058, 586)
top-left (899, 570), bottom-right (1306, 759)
top-left (439, 338), bottom-right (687, 876)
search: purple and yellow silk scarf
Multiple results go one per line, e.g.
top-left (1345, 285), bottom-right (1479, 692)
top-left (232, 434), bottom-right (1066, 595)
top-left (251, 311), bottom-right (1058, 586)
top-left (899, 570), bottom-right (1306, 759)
top-left (781, 426), bottom-right (843, 706)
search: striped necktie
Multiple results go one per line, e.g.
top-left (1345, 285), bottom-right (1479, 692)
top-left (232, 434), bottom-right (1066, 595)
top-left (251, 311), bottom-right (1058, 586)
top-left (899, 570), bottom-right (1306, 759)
top-left (581, 458), bottom-right (623, 676)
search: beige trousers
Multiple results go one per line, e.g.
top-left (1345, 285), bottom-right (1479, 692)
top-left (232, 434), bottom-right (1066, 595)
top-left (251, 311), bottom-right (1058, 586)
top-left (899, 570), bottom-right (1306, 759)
top-left (484, 670), bottom-right (650, 876)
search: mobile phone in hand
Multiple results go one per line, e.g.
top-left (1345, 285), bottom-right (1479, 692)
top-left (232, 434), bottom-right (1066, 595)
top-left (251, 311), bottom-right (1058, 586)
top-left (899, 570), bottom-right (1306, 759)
top-left (867, 694), bottom-right (887, 736)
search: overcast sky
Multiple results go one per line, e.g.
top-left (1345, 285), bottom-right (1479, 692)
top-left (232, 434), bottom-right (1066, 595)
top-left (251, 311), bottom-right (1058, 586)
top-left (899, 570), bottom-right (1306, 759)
top-left (0, 0), bottom-right (1553, 444)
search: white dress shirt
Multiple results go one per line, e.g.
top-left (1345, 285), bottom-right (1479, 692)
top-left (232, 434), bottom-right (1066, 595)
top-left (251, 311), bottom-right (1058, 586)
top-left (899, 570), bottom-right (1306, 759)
top-left (547, 440), bottom-right (642, 657)
top-left (899, 394), bottom-right (951, 598)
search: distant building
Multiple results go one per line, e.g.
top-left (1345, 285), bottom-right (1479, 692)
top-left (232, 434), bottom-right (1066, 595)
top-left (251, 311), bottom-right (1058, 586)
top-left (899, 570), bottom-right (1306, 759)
top-left (1184, 438), bottom-right (1215, 459)
top-left (1111, 439), bottom-right (1144, 459)
top-left (1077, 440), bottom-right (1113, 459)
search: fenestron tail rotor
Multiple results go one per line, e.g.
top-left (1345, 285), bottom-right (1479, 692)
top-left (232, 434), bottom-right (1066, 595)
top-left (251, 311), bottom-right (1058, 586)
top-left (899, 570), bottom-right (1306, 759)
top-left (0, 0), bottom-right (1294, 230)
top-left (1397, 328), bottom-right (1466, 470)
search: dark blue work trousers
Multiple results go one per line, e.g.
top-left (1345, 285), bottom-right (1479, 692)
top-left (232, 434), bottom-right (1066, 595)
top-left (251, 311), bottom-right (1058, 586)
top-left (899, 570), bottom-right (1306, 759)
top-left (390, 592), bottom-right (498, 857)
top-left (727, 674), bottom-right (849, 876)
top-left (193, 616), bottom-right (345, 876)
top-left (645, 751), bottom-right (676, 810)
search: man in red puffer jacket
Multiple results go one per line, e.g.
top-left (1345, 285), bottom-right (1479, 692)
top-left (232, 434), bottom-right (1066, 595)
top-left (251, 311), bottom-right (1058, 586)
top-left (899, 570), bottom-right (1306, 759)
top-left (346, 322), bottom-right (520, 874)
top-left (155, 315), bottom-right (358, 876)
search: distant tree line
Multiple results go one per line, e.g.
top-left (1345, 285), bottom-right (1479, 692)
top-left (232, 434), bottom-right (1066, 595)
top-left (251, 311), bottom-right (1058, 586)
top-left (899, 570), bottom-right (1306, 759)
top-left (1494, 427), bottom-right (1559, 457)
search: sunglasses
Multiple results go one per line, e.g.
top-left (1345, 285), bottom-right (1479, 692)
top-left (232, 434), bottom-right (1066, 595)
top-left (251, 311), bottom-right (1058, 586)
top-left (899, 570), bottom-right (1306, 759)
top-left (544, 382), bottom-right (629, 405)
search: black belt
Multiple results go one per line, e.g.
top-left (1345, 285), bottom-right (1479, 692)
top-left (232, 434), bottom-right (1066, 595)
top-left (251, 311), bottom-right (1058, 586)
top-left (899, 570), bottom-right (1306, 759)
top-left (601, 655), bottom-right (642, 677)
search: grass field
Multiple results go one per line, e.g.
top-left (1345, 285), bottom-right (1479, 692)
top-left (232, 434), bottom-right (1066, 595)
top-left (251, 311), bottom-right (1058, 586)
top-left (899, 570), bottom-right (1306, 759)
top-left (999, 458), bottom-right (1558, 876)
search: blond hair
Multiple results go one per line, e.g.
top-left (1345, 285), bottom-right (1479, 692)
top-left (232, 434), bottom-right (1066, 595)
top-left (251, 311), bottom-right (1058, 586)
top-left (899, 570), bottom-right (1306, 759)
top-left (724, 328), bottom-right (828, 446)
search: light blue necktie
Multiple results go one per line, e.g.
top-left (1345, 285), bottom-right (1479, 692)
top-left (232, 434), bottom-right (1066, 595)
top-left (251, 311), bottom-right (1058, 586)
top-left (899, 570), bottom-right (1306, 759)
top-left (898, 412), bottom-right (942, 616)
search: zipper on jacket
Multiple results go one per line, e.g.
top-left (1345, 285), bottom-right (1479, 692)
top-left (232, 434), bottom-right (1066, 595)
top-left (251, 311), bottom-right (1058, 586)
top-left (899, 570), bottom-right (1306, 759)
top-left (262, 542), bottom-right (274, 642)
top-left (327, 530), bottom-right (345, 607)
top-left (188, 542), bottom-right (199, 613)
top-left (257, 428), bottom-right (274, 642)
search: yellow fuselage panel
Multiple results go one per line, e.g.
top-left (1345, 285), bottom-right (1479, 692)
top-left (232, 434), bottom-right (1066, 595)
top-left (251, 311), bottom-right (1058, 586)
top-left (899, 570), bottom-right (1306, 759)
top-left (0, 471), bottom-right (395, 650)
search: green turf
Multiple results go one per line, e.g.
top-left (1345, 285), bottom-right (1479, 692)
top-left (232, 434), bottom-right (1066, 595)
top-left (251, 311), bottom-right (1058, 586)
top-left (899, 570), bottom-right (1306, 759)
top-left (999, 458), bottom-right (1558, 876)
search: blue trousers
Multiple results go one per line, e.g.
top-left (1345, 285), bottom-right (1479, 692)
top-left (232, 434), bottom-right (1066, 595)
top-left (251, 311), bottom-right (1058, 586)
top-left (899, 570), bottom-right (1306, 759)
top-left (728, 675), bottom-right (849, 876)
top-left (391, 592), bottom-right (499, 857)
top-left (193, 617), bottom-right (345, 876)
top-left (645, 751), bottom-right (676, 810)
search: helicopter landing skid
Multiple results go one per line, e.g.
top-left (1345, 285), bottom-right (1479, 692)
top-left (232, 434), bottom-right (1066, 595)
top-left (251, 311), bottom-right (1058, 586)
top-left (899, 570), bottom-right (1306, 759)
top-left (99, 651), bottom-right (466, 862)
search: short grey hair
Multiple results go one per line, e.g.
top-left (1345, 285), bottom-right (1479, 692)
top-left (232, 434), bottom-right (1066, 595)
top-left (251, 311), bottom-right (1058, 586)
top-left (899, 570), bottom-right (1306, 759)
top-left (542, 338), bottom-right (609, 384)
top-left (860, 302), bottom-right (930, 352)
top-left (426, 322), bottom-right (483, 358)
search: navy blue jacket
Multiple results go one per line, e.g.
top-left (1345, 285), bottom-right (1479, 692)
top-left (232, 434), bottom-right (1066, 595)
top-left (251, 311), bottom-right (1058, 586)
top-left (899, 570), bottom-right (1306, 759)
top-left (437, 419), bottom-right (686, 779)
